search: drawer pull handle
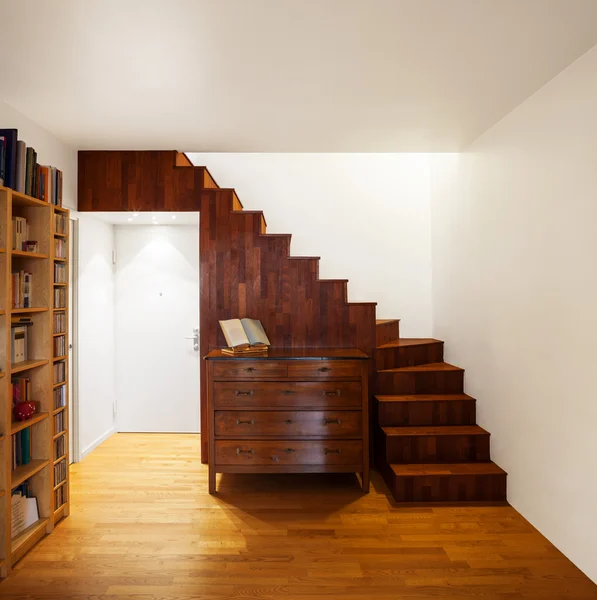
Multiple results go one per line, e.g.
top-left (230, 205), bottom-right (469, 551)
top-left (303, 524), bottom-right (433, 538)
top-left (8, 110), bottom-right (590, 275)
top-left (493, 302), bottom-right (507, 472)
top-left (284, 419), bottom-right (294, 425)
top-left (323, 418), bottom-right (342, 426)
top-left (244, 367), bottom-right (257, 372)
top-left (318, 367), bottom-right (332, 372)
top-left (324, 448), bottom-right (341, 455)
top-left (236, 419), bottom-right (254, 425)
top-left (235, 390), bottom-right (254, 396)
top-left (284, 448), bottom-right (296, 453)
top-left (282, 390), bottom-right (296, 395)
top-left (236, 448), bottom-right (255, 455)
top-left (323, 389), bottom-right (341, 397)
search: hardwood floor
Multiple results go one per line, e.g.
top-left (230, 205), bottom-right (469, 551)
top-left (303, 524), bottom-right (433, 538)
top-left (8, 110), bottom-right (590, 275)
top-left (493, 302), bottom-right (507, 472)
top-left (2, 433), bottom-right (596, 599)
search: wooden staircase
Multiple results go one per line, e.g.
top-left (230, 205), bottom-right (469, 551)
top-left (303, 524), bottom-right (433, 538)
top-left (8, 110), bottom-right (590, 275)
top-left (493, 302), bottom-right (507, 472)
top-left (374, 319), bottom-right (507, 502)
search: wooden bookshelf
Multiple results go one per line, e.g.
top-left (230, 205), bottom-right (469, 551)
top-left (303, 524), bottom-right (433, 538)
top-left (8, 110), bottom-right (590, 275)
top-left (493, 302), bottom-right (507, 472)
top-left (0, 185), bottom-right (70, 577)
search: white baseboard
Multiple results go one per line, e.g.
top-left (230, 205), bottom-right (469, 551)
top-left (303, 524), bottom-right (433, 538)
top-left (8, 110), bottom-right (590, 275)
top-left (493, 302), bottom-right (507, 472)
top-left (81, 427), bottom-right (116, 460)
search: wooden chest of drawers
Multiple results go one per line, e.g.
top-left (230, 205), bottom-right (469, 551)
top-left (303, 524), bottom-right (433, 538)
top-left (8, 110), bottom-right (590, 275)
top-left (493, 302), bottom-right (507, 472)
top-left (205, 348), bottom-right (369, 493)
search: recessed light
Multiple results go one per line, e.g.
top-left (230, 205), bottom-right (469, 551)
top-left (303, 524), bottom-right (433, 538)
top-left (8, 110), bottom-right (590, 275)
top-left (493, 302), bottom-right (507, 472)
top-left (127, 218), bottom-right (133, 222)
top-left (133, 212), bottom-right (139, 217)
top-left (172, 215), bottom-right (177, 220)
top-left (152, 221), bottom-right (159, 225)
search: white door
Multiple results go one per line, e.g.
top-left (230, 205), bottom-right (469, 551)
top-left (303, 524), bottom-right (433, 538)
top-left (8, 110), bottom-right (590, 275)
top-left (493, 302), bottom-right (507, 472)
top-left (115, 224), bottom-right (200, 432)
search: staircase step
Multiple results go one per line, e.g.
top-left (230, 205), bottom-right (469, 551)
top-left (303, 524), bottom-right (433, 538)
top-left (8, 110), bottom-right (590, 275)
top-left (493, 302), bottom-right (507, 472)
top-left (375, 394), bottom-right (476, 426)
top-left (376, 338), bottom-right (444, 369)
top-left (376, 319), bottom-right (400, 346)
top-left (376, 363), bottom-right (464, 395)
top-left (388, 462), bottom-right (507, 502)
top-left (382, 426), bottom-right (490, 463)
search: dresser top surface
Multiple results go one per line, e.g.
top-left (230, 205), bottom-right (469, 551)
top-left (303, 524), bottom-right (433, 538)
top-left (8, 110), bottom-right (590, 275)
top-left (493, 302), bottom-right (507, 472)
top-left (205, 348), bottom-right (369, 360)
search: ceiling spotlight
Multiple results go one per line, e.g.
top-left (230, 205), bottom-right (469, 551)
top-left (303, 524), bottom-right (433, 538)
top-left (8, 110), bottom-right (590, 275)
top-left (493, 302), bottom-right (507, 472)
top-left (172, 215), bottom-right (177, 220)
top-left (127, 218), bottom-right (133, 222)
top-left (133, 212), bottom-right (139, 217)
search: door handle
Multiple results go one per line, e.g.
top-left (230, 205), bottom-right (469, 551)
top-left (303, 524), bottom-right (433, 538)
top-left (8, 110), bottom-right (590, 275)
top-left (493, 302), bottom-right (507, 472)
top-left (185, 327), bottom-right (199, 351)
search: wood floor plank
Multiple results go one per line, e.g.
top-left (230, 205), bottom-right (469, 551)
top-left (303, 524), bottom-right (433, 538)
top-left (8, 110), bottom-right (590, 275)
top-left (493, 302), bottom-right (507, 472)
top-left (1, 433), bottom-right (595, 599)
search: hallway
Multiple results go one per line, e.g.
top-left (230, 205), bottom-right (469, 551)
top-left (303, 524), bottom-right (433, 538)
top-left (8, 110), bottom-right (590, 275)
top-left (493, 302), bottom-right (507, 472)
top-left (2, 434), bottom-right (596, 599)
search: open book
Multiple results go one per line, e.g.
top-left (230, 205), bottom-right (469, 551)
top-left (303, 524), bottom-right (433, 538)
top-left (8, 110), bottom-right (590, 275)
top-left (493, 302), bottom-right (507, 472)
top-left (219, 318), bottom-right (271, 354)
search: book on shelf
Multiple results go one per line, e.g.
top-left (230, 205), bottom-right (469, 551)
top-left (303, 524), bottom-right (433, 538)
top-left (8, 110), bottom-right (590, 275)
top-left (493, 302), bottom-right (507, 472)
top-left (12, 428), bottom-right (32, 469)
top-left (54, 433), bottom-right (66, 460)
top-left (53, 361), bottom-right (66, 385)
top-left (16, 140), bottom-right (26, 193)
top-left (55, 484), bottom-right (66, 510)
top-left (11, 490), bottom-right (39, 539)
top-left (11, 325), bottom-right (28, 363)
top-left (0, 128), bottom-right (17, 189)
top-left (219, 318), bottom-right (270, 354)
top-left (54, 212), bottom-right (67, 234)
top-left (12, 216), bottom-right (29, 250)
top-left (11, 270), bottom-right (33, 308)
top-left (53, 384), bottom-right (66, 410)
top-left (54, 238), bottom-right (66, 258)
top-left (54, 459), bottom-right (67, 486)
top-left (54, 287), bottom-right (66, 308)
top-left (0, 135), bottom-right (5, 186)
top-left (12, 376), bottom-right (32, 406)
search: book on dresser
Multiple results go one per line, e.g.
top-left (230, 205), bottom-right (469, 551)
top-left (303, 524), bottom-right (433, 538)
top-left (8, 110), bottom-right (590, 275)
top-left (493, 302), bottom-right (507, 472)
top-left (219, 318), bottom-right (270, 354)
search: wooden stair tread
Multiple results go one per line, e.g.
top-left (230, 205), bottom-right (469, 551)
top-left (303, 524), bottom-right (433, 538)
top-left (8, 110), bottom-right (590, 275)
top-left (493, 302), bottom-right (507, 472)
top-left (391, 462), bottom-right (506, 476)
top-left (378, 362), bottom-right (463, 373)
top-left (383, 425), bottom-right (489, 436)
top-left (377, 338), bottom-right (443, 349)
top-left (375, 393), bottom-right (475, 402)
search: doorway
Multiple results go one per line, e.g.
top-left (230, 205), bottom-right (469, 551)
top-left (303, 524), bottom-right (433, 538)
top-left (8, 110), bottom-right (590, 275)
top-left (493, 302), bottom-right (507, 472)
top-left (114, 219), bottom-right (200, 433)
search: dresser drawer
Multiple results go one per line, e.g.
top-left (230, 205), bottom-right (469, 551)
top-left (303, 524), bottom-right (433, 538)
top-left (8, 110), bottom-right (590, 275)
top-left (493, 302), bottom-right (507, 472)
top-left (215, 440), bottom-right (363, 466)
top-left (212, 361), bottom-right (287, 379)
top-left (215, 410), bottom-right (362, 437)
top-left (213, 381), bottom-right (362, 409)
top-left (286, 360), bottom-right (361, 379)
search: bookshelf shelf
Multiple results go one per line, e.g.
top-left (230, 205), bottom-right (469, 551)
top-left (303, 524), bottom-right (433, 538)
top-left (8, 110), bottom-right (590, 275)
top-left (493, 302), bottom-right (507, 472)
top-left (0, 373), bottom-right (5, 379)
top-left (53, 232), bottom-right (67, 238)
top-left (11, 518), bottom-right (49, 555)
top-left (53, 479), bottom-right (67, 492)
top-left (53, 356), bottom-right (67, 362)
top-left (10, 359), bottom-right (49, 374)
top-left (10, 307), bottom-right (49, 314)
top-left (52, 333), bottom-right (66, 337)
top-left (9, 189), bottom-right (52, 208)
top-left (52, 430), bottom-right (67, 441)
top-left (53, 381), bottom-right (67, 389)
top-left (11, 413), bottom-right (49, 435)
top-left (52, 406), bottom-right (66, 416)
top-left (11, 250), bottom-right (49, 260)
top-left (53, 257), bottom-right (67, 263)
top-left (53, 283), bottom-right (67, 287)
top-left (11, 460), bottom-right (49, 489)
top-left (53, 454), bottom-right (67, 465)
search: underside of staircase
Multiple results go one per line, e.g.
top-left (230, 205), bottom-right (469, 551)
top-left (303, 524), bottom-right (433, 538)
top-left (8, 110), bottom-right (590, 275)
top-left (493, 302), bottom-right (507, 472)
top-left (374, 319), bottom-right (507, 502)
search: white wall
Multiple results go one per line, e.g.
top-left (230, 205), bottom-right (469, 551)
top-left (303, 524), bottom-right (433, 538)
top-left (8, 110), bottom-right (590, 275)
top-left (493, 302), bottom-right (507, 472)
top-left (431, 46), bottom-right (597, 582)
top-left (0, 100), bottom-right (77, 210)
top-left (188, 153), bottom-right (432, 337)
top-left (77, 214), bottom-right (116, 457)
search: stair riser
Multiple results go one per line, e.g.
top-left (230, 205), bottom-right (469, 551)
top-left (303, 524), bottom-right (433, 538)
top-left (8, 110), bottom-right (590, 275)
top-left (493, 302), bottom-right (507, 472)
top-left (376, 321), bottom-right (400, 346)
top-left (391, 473), bottom-right (507, 502)
top-left (384, 433), bottom-right (490, 463)
top-left (377, 399), bottom-right (476, 427)
top-left (376, 371), bottom-right (464, 395)
top-left (376, 342), bottom-right (444, 370)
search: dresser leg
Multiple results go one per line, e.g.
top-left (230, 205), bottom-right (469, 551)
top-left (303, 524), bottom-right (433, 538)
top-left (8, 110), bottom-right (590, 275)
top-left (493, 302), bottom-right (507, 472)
top-left (209, 469), bottom-right (216, 494)
top-left (361, 468), bottom-right (370, 493)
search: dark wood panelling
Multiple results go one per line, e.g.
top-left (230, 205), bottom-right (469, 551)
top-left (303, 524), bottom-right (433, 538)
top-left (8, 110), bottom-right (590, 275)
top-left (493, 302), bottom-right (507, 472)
top-left (376, 339), bottom-right (444, 369)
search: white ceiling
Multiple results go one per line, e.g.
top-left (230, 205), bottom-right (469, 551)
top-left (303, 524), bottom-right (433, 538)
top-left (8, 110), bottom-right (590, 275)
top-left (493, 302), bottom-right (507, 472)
top-left (91, 212), bottom-right (199, 226)
top-left (1, 0), bottom-right (597, 151)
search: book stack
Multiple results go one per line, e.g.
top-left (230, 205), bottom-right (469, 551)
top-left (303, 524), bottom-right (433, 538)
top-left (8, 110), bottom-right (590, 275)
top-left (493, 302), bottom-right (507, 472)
top-left (53, 312), bottom-right (66, 334)
top-left (54, 435), bottom-right (66, 460)
top-left (12, 428), bottom-right (32, 469)
top-left (53, 385), bottom-right (66, 410)
top-left (219, 318), bottom-right (271, 355)
top-left (54, 411), bottom-right (65, 434)
top-left (54, 263), bottom-right (67, 283)
top-left (54, 213), bottom-right (67, 234)
top-left (54, 335), bottom-right (66, 358)
top-left (53, 362), bottom-right (66, 385)
top-left (55, 483), bottom-right (66, 510)
top-left (11, 271), bottom-right (33, 309)
top-left (12, 216), bottom-right (29, 250)
top-left (53, 288), bottom-right (66, 309)
top-left (10, 325), bottom-right (29, 363)
top-left (54, 459), bottom-right (67, 486)
top-left (54, 238), bottom-right (66, 258)
top-left (0, 128), bottom-right (64, 205)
